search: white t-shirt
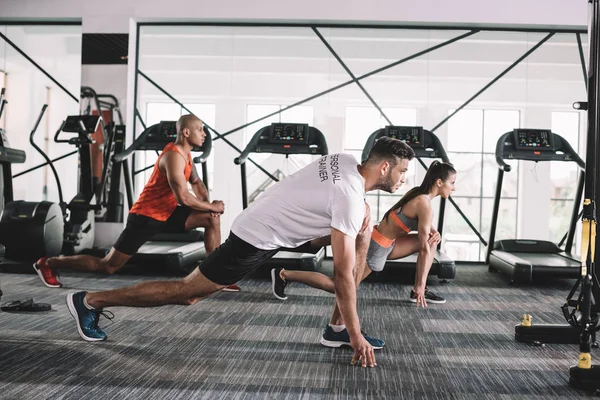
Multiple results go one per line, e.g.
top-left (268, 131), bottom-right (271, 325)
top-left (232, 153), bottom-right (366, 250)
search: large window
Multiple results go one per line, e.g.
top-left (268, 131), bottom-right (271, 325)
top-left (343, 106), bottom-right (418, 223)
top-left (135, 25), bottom-right (588, 262)
top-left (140, 103), bottom-right (216, 196)
top-left (550, 111), bottom-right (581, 248)
top-left (445, 109), bottom-right (520, 261)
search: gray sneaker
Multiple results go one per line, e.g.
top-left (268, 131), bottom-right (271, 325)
top-left (410, 288), bottom-right (446, 304)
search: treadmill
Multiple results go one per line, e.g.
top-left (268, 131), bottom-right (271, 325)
top-left (486, 128), bottom-right (585, 283)
top-left (234, 122), bottom-right (327, 271)
top-left (361, 126), bottom-right (456, 280)
top-left (0, 93), bottom-right (26, 283)
top-left (113, 121), bottom-right (212, 274)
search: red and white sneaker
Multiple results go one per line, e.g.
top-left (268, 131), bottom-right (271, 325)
top-left (33, 257), bottom-right (62, 288)
top-left (222, 284), bottom-right (241, 292)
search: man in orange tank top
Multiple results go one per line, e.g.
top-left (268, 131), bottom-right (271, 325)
top-left (32, 114), bottom-right (240, 291)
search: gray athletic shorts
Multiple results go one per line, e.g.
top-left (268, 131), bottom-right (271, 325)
top-left (366, 227), bottom-right (395, 272)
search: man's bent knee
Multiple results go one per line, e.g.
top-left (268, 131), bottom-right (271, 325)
top-left (182, 267), bottom-right (227, 299)
top-left (102, 261), bottom-right (125, 275)
top-left (207, 215), bottom-right (220, 229)
top-left (100, 248), bottom-right (131, 274)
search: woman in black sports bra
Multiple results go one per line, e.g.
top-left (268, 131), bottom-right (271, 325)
top-left (271, 161), bottom-right (456, 308)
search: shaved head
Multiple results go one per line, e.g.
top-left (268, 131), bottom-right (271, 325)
top-left (176, 114), bottom-right (202, 134)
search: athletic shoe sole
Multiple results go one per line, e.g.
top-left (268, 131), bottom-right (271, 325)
top-left (222, 287), bottom-right (241, 292)
top-left (271, 269), bottom-right (287, 301)
top-left (409, 298), bottom-right (447, 304)
top-left (32, 262), bottom-right (61, 288)
top-left (65, 293), bottom-right (105, 342)
top-left (320, 337), bottom-right (384, 350)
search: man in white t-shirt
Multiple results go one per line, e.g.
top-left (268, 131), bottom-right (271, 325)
top-left (65, 137), bottom-right (414, 368)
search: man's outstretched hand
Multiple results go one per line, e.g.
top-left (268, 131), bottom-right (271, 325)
top-left (350, 335), bottom-right (377, 368)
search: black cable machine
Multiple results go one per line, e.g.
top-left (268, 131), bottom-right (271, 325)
top-left (361, 126), bottom-right (456, 280)
top-left (234, 123), bottom-right (328, 271)
top-left (486, 129), bottom-right (584, 283)
top-left (80, 87), bottom-right (127, 224)
top-left (568, 0), bottom-right (600, 391)
top-left (113, 120), bottom-right (211, 274)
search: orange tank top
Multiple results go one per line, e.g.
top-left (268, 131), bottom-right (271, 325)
top-left (129, 142), bottom-right (193, 221)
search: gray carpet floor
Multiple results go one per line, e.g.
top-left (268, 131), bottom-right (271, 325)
top-left (0, 264), bottom-right (598, 399)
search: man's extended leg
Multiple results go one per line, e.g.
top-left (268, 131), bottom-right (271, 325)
top-left (34, 248), bottom-right (133, 288)
top-left (66, 267), bottom-right (226, 341)
top-left (66, 232), bottom-right (279, 342)
top-left (87, 267), bottom-right (224, 309)
top-left (34, 212), bottom-right (166, 287)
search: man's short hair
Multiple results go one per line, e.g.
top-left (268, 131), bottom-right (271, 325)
top-left (364, 136), bottom-right (415, 166)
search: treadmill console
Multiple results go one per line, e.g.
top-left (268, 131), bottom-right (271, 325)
top-left (143, 120), bottom-right (203, 151)
top-left (513, 129), bottom-right (554, 151)
top-left (62, 115), bottom-right (101, 134)
top-left (158, 121), bottom-right (177, 140)
top-left (239, 123), bottom-right (328, 159)
top-left (385, 126), bottom-right (424, 148)
top-left (269, 123), bottom-right (309, 144)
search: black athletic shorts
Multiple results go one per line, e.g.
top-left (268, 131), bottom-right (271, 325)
top-left (113, 206), bottom-right (193, 255)
top-left (200, 232), bottom-right (280, 285)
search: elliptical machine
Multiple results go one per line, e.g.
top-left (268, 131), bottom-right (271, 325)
top-left (40, 111), bottom-right (102, 255)
top-left (0, 104), bottom-right (64, 261)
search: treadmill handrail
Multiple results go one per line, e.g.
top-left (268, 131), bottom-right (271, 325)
top-left (114, 123), bottom-right (213, 164)
top-left (495, 132), bottom-right (513, 172)
top-left (0, 146), bottom-right (26, 164)
top-left (113, 127), bottom-right (149, 163)
top-left (234, 124), bottom-right (328, 165)
top-left (361, 127), bottom-right (450, 163)
top-left (235, 126), bottom-right (264, 165)
top-left (193, 126), bottom-right (213, 163)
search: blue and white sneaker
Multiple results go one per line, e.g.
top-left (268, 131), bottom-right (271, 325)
top-left (66, 291), bottom-right (109, 342)
top-left (320, 325), bottom-right (385, 350)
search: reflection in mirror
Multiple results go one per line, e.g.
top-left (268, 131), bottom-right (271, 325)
top-left (1, 24), bottom-right (81, 206)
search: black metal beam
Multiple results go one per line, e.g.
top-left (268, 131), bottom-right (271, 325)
top-left (0, 21), bottom-right (81, 26)
top-left (133, 164), bottom-right (154, 176)
top-left (430, 32), bottom-right (555, 133)
top-left (137, 21), bottom-right (587, 34)
top-left (0, 31), bottom-right (78, 103)
top-left (132, 23), bottom-right (141, 193)
top-left (12, 150), bottom-right (77, 178)
top-left (137, 70), bottom-right (280, 183)
top-left (215, 30), bottom-right (479, 142)
top-left (577, 33), bottom-right (589, 90)
top-left (135, 107), bottom-right (147, 130)
top-left (312, 27), bottom-right (389, 128)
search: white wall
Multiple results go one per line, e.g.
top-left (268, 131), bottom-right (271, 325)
top-left (0, 0), bottom-right (589, 33)
top-left (81, 65), bottom-right (128, 119)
